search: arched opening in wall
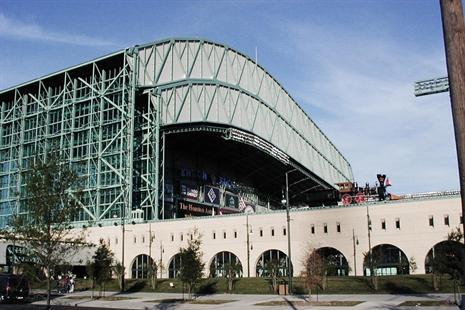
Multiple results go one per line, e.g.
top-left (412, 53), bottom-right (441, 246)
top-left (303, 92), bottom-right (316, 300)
top-left (314, 247), bottom-right (349, 276)
top-left (425, 240), bottom-right (463, 276)
top-left (209, 251), bottom-right (243, 278)
top-left (363, 244), bottom-right (409, 276)
top-left (168, 253), bottom-right (182, 278)
top-left (131, 254), bottom-right (154, 279)
top-left (256, 249), bottom-right (291, 277)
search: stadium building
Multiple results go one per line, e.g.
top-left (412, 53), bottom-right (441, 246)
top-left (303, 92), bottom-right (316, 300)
top-left (0, 38), bottom-right (461, 279)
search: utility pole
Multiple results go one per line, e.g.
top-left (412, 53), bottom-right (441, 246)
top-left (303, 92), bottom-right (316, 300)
top-left (440, 0), bottom-right (465, 280)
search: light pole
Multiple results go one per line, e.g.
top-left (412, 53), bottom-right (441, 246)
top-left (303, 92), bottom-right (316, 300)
top-left (160, 240), bottom-right (164, 278)
top-left (366, 204), bottom-right (373, 277)
top-left (121, 210), bottom-right (126, 292)
top-left (246, 214), bottom-right (251, 277)
top-left (352, 229), bottom-right (359, 276)
top-left (283, 171), bottom-right (292, 294)
top-left (149, 222), bottom-right (152, 259)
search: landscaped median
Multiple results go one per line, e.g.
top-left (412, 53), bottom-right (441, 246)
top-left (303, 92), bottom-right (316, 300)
top-left (254, 300), bottom-right (363, 307)
top-left (145, 298), bottom-right (237, 304)
top-left (67, 275), bottom-right (464, 295)
top-left (63, 295), bottom-right (136, 301)
top-left (399, 300), bottom-right (456, 307)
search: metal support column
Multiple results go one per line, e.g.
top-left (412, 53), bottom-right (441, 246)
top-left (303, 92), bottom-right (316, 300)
top-left (153, 91), bottom-right (161, 220)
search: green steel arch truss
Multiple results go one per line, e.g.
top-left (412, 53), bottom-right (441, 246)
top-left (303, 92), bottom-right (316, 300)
top-left (0, 38), bottom-right (353, 227)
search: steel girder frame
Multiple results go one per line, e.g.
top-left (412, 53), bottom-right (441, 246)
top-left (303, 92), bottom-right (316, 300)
top-left (137, 38), bottom-right (354, 189)
top-left (0, 37), bottom-right (355, 227)
top-left (0, 51), bottom-right (137, 227)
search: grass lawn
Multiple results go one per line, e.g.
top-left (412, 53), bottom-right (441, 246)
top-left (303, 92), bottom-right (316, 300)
top-left (254, 300), bottom-right (363, 306)
top-left (31, 274), bottom-right (465, 295)
top-left (62, 295), bottom-right (136, 301)
top-left (144, 298), bottom-right (236, 304)
top-left (399, 300), bottom-right (455, 306)
top-left (189, 299), bottom-right (237, 304)
top-left (144, 298), bottom-right (185, 303)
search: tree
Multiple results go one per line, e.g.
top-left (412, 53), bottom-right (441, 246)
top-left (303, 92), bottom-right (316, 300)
top-left (178, 228), bottom-right (204, 299)
top-left (0, 154), bottom-right (85, 310)
top-left (157, 259), bottom-right (165, 279)
top-left (263, 259), bottom-right (285, 293)
top-left (92, 239), bottom-right (114, 297)
top-left (147, 259), bottom-right (158, 290)
top-left (430, 227), bottom-right (464, 299)
top-left (363, 251), bottom-right (379, 290)
top-left (113, 261), bottom-right (125, 291)
top-left (86, 260), bottom-right (96, 298)
top-left (223, 261), bottom-right (242, 292)
top-left (301, 249), bottom-right (325, 300)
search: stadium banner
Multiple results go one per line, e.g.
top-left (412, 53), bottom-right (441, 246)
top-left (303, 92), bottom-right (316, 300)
top-left (225, 193), bottom-right (239, 209)
top-left (204, 186), bottom-right (220, 205)
top-left (178, 201), bottom-right (213, 216)
top-left (180, 183), bottom-right (199, 199)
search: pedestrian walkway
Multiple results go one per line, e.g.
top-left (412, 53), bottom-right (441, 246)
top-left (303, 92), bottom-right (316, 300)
top-left (30, 290), bottom-right (460, 310)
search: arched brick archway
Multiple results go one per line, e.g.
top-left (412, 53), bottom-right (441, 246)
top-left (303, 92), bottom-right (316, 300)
top-left (315, 247), bottom-right (349, 276)
top-left (363, 244), bottom-right (409, 276)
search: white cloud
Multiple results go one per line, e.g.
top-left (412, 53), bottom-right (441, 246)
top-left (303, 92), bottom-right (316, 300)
top-left (0, 13), bottom-right (116, 47)
top-left (266, 18), bottom-right (459, 194)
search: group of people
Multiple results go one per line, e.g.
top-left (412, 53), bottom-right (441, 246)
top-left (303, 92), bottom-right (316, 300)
top-left (56, 273), bottom-right (75, 294)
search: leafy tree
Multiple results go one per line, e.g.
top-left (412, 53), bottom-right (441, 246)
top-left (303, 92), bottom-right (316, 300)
top-left (223, 261), bottom-right (242, 292)
top-left (0, 154), bottom-right (85, 310)
top-left (86, 260), bottom-right (96, 297)
top-left (301, 249), bottom-right (325, 299)
top-left (264, 259), bottom-right (284, 293)
top-left (363, 251), bottom-right (379, 290)
top-left (430, 227), bottom-right (464, 297)
top-left (178, 228), bottom-right (204, 299)
top-left (92, 239), bottom-right (114, 297)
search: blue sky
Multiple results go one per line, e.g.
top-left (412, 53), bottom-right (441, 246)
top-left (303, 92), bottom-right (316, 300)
top-left (0, 0), bottom-right (458, 194)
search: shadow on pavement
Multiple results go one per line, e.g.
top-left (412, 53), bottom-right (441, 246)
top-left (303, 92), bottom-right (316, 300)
top-left (154, 299), bottom-right (185, 310)
top-left (283, 297), bottom-right (298, 310)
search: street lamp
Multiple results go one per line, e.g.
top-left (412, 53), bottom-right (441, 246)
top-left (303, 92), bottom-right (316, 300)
top-left (246, 214), bottom-right (251, 277)
top-left (352, 229), bottom-right (359, 276)
top-left (160, 240), bottom-right (164, 279)
top-left (114, 210), bottom-right (126, 292)
top-left (366, 204), bottom-right (373, 278)
top-left (282, 171), bottom-right (292, 294)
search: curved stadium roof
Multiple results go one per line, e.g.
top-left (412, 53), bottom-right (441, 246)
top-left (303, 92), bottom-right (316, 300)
top-left (0, 38), bottom-right (354, 191)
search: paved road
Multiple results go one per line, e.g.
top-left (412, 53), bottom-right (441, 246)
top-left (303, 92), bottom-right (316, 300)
top-left (1, 291), bottom-right (461, 310)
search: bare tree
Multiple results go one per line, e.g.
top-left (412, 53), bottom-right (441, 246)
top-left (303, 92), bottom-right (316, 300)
top-left (147, 259), bottom-right (158, 290)
top-left (301, 248), bottom-right (325, 300)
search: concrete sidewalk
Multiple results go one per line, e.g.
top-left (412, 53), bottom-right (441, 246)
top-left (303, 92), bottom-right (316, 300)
top-left (27, 290), bottom-right (462, 310)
